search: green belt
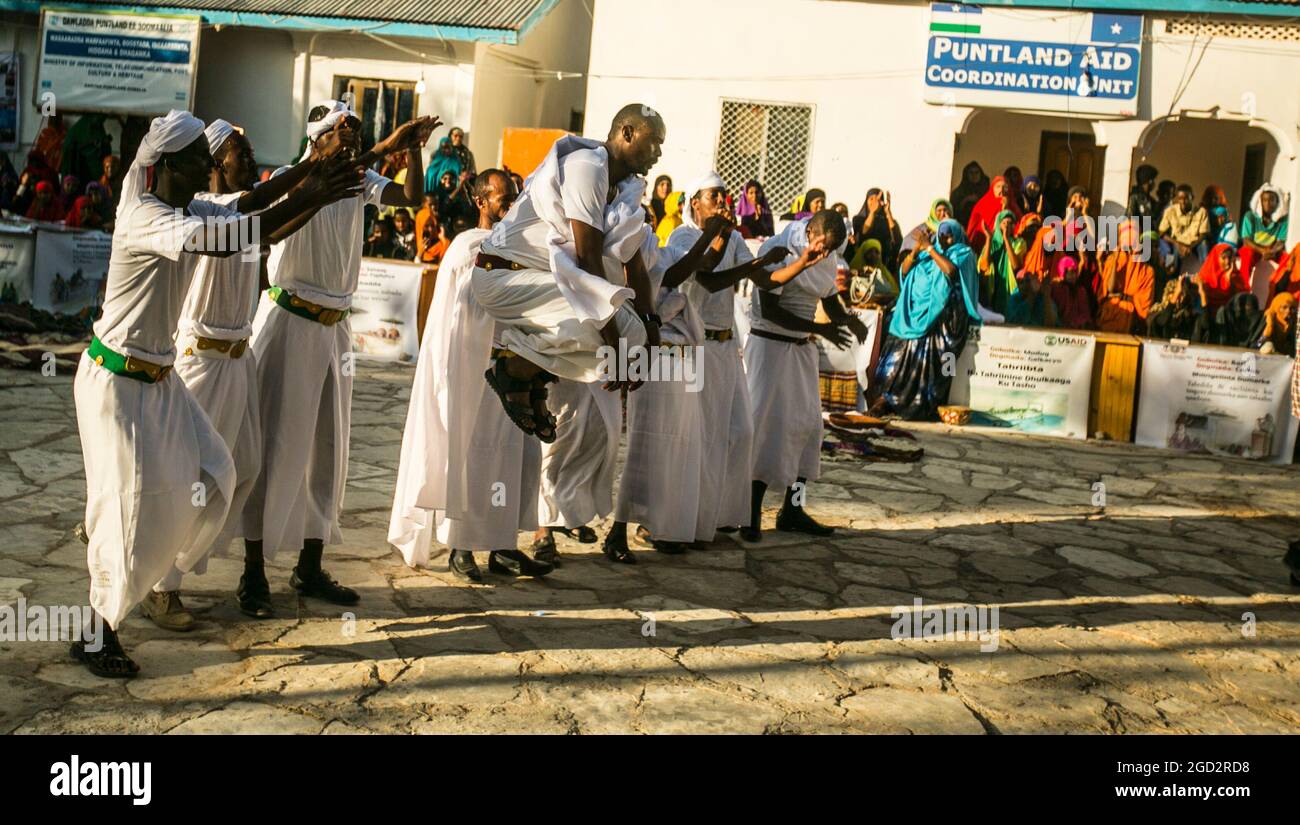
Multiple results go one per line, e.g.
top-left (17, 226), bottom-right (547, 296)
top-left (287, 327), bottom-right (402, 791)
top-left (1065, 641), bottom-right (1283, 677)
top-left (87, 337), bottom-right (172, 384)
top-left (268, 285), bottom-right (350, 326)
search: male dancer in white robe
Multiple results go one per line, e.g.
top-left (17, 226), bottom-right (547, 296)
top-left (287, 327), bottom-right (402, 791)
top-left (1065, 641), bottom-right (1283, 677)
top-left (71, 110), bottom-right (359, 677)
top-left (744, 210), bottom-right (867, 543)
top-left (470, 104), bottom-right (666, 443)
top-left (245, 101), bottom-right (436, 607)
top-left (388, 169), bottom-right (553, 581)
top-left (661, 172), bottom-right (821, 546)
top-left (141, 119), bottom-right (352, 628)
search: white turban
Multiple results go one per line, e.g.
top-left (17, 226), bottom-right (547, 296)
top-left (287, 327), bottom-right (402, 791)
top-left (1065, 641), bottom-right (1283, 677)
top-left (300, 99), bottom-right (358, 160)
top-left (116, 109), bottom-right (206, 224)
top-left (1250, 183), bottom-right (1289, 222)
top-left (680, 171), bottom-right (727, 230)
top-left (204, 118), bottom-right (236, 156)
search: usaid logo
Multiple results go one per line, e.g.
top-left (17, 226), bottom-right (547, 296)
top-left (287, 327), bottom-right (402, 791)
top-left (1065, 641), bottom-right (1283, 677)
top-left (50, 756), bottom-right (151, 806)
top-left (1043, 334), bottom-right (1089, 347)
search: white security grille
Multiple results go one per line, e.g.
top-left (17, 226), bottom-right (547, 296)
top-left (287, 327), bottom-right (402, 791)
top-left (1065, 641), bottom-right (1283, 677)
top-left (1165, 19), bottom-right (1300, 41)
top-left (714, 100), bottom-right (813, 214)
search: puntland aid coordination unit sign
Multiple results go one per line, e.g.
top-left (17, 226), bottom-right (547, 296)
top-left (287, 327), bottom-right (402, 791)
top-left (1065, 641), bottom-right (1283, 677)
top-left (36, 9), bottom-right (200, 115)
top-left (924, 3), bottom-right (1142, 117)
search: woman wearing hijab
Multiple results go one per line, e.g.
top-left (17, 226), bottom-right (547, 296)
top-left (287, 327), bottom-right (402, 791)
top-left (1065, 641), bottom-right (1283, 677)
top-left (1197, 242), bottom-right (1249, 311)
top-left (1267, 243), bottom-right (1300, 303)
top-left (655, 190), bottom-right (684, 246)
top-left (1003, 165), bottom-right (1025, 205)
top-left (1251, 293), bottom-right (1297, 356)
top-left (1020, 175), bottom-right (1043, 215)
top-left (977, 209), bottom-right (1021, 315)
top-left (1049, 256), bottom-right (1095, 330)
top-left (964, 175), bottom-right (1020, 254)
top-left (872, 219), bottom-right (981, 420)
top-left (1147, 278), bottom-right (1207, 341)
top-left (783, 187), bottom-right (825, 221)
top-left (736, 179), bottom-right (774, 238)
top-left (1041, 169), bottom-right (1069, 219)
top-left (1238, 184), bottom-right (1290, 292)
top-left (1004, 213), bottom-right (1051, 326)
top-left (900, 198), bottom-right (953, 257)
top-left (1211, 292), bottom-right (1263, 348)
top-left (852, 188), bottom-right (902, 270)
top-left (1096, 222), bottom-right (1157, 334)
top-left (650, 174), bottom-right (672, 228)
top-left (64, 195), bottom-right (103, 229)
top-left (25, 180), bottom-right (64, 222)
top-left (1209, 206), bottom-right (1240, 247)
top-left (950, 161), bottom-right (989, 227)
top-left (423, 136), bottom-right (462, 196)
top-left (847, 237), bottom-right (899, 305)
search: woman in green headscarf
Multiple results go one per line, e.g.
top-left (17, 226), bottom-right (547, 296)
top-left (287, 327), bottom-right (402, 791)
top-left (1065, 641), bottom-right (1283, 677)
top-left (901, 198), bottom-right (953, 256)
top-left (847, 237), bottom-right (899, 305)
top-left (977, 209), bottom-right (1021, 316)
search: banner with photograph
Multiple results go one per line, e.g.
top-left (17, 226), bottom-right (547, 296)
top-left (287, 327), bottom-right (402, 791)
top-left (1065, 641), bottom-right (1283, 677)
top-left (351, 257), bottom-right (421, 363)
top-left (949, 325), bottom-right (1096, 439)
top-left (0, 225), bottom-right (35, 303)
top-left (32, 228), bottom-right (109, 316)
top-left (0, 52), bottom-right (18, 149)
top-left (37, 10), bottom-right (200, 114)
top-left (1135, 341), bottom-right (1297, 464)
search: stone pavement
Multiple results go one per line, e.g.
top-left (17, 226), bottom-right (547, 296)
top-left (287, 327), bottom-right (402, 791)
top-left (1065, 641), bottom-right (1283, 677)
top-left (2, 362), bottom-right (1299, 734)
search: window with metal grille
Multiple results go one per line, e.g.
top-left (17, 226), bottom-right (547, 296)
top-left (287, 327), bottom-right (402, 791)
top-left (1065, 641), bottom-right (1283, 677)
top-left (1164, 19), bottom-right (1300, 42)
top-left (714, 100), bottom-right (813, 214)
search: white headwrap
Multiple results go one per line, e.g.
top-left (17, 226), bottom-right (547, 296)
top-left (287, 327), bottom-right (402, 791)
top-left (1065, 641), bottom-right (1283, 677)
top-left (300, 99), bottom-right (358, 161)
top-left (680, 171), bottom-right (726, 230)
top-left (116, 109), bottom-right (206, 224)
top-left (1250, 183), bottom-right (1289, 222)
top-left (204, 118), bottom-right (236, 156)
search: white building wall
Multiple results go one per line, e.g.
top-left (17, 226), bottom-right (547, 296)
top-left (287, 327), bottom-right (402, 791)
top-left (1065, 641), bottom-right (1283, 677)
top-left (585, 0), bottom-right (1300, 246)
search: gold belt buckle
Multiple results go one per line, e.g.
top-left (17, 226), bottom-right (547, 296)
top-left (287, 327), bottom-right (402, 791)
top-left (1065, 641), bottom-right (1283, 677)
top-left (318, 309), bottom-right (343, 326)
top-left (230, 339), bottom-right (248, 358)
top-left (124, 354), bottom-right (169, 382)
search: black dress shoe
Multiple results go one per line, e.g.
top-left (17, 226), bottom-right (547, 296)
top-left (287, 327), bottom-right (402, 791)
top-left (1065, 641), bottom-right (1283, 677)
top-left (237, 570), bottom-right (275, 619)
top-left (739, 526), bottom-right (762, 543)
top-left (488, 549), bottom-right (553, 578)
top-left (653, 540), bottom-right (688, 555)
top-left (528, 535), bottom-right (560, 567)
top-left (290, 567), bottom-right (360, 605)
top-left (449, 550), bottom-right (483, 582)
top-left (716, 526), bottom-right (739, 534)
top-left (775, 507), bottom-right (835, 537)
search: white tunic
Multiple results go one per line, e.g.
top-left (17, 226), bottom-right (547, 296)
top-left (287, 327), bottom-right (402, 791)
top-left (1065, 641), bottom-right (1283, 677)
top-left (388, 229), bottom-right (541, 566)
top-left (745, 219), bottom-right (838, 490)
top-left (537, 379), bottom-right (620, 529)
top-left (245, 173), bottom-right (390, 555)
top-left (77, 194), bottom-right (239, 627)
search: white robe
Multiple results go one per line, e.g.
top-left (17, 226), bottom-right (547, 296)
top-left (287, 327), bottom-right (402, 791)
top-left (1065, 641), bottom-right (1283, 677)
top-left (537, 378), bottom-right (620, 529)
top-left (471, 137), bottom-right (649, 382)
top-left (745, 219), bottom-right (839, 491)
top-left (388, 229), bottom-right (540, 567)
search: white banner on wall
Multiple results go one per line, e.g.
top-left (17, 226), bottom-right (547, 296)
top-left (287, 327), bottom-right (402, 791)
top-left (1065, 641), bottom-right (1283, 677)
top-left (949, 325), bottom-right (1096, 439)
top-left (32, 228), bottom-right (109, 316)
top-left (817, 307), bottom-right (883, 393)
top-left (0, 225), bottom-right (35, 304)
top-left (351, 257), bottom-right (421, 363)
top-left (1135, 341), bottom-right (1297, 464)
top-left (923, 3), bottom-right (1142, 117)
top-left (37, 10), bottom-right (200, 114)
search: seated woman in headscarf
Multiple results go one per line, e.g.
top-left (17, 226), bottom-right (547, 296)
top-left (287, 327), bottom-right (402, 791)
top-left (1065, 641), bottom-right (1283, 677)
top-left (964, 175), bottom-right (1020, 254)
top-left (1196, 242), bottom-right (1249, 312)
top-left (1267, 243), bottom-right (1300, 303)
top-left (85, 181), bottom-right (113, 229)
top-left (977, 209), bottom-right (1022, 316)
top-left (736, 179), bottom-right (774, 238)
top-left (1147, 278), bottom-right (1202, 341)
top-left (63, 194), bottom-right (103, 230)
top-left (852, 188), bottom-right (902, 271)
top-left (1041, 170), bottom-right (1069, 219)
top-left (901, 198), bottom-right (953, 256)
top-left (846, 237), bottom-right (899, 307)
top-left (1238, 184), bottom-right (1289, 292)
top-left (1209, 206), bottom-right (1239, 248)
top-left (1210, 292), bottom-right (1262, 348)
top-left (870, 219), bottom-right (981, 420)
top-left (1251, 293), bottom-right (1297, 356)
top-left (650, 174), bottom-right (672, 228)
top-left (1096, 221), bottom-right (1157, 334)
top-left (24, 180), bottom-right (64, 222)
top-left (423, 135), bottom-right (462, 196)
top-left (655, 190), bottom-right (684, 246)
top-left (1019, 175), bottom-right (1043, 215)
top-left (782, 187), bottom-right (825, 221)
top-left (950, 161), bottom-right (988, 228)
top-left (1003, 166), bottom-right (1025, 206)
top-left (1049, 256), bottom-right (1096, 331)
top-left (1004, 213), bottom-right (1052, 326)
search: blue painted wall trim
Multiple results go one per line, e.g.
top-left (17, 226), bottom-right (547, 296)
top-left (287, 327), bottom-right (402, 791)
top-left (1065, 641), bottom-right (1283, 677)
top-left (970, 0), bottom-right (1300, 19)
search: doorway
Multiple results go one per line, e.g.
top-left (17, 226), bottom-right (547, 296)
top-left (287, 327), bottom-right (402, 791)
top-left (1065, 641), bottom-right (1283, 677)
top-left (1038, 132), bottom-right (1106, 217)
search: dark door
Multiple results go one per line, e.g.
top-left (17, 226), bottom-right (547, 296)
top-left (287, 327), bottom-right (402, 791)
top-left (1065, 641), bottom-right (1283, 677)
top-left (1240, 142), bottom-right (1266, 218)
top-left (1039, 131), bottom-right (1106, 217)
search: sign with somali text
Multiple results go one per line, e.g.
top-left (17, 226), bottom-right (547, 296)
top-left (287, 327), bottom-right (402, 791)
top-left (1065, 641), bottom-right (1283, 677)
top-left (351, 257), bottom-right (422, 364)
top-left (948, 325), bottom-right (1096, 439)
top-left (1135, 342), bottom-right (1297, 464)
top-left (924, 3), bottom-right (1142, 117)
top-left (37, 9), bottom-right (199, 114)
top-left (32, 228), bottom-right (109, 317)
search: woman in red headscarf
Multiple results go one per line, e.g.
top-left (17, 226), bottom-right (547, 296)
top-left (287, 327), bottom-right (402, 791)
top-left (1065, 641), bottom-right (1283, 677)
top-left (1267, 243), bottom-right (1300, 303)
top-left (24, 180), bottom-right (64, 222)
top-left (64, 195), bottom-right (103, 229)
top-left (1196, 242), bottom-right (1249, 311)
top-left (964, 175), bottom-right (1021, 254)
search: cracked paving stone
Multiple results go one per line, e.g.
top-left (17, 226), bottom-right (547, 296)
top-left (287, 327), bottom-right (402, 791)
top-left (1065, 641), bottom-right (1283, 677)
top-left (841, 688), bottom-right (986, 734)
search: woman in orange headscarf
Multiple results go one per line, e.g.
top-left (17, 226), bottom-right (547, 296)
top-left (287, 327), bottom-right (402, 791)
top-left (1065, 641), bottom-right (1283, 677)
top-left (1196, 242), bottom-right (1249, 311)
top-left (1251, 292), bottom-right (1297, 356)
top-left (1267, 243), bottom-right (1300, 303)
top-left (1096, 221), bottom-right (1156, 333)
